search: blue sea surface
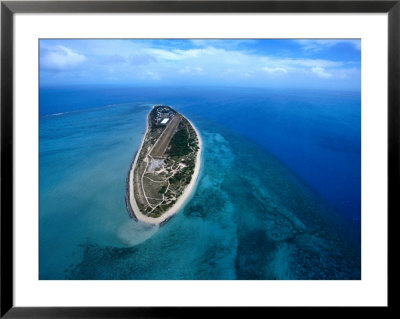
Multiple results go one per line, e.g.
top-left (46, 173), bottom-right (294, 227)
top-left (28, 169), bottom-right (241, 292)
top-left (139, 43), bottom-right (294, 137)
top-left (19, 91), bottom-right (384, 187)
top-left (39, 86), bottom-right (361, 279)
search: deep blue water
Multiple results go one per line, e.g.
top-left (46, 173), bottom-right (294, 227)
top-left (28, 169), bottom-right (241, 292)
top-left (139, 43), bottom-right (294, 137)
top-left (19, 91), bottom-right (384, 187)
top-left (39, 86), bottom-right (361, 279)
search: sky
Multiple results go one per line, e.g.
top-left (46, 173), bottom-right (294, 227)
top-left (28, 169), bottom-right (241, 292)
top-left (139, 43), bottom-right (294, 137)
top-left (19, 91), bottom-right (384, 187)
top-left (39, 39), bottom-right (361, 91)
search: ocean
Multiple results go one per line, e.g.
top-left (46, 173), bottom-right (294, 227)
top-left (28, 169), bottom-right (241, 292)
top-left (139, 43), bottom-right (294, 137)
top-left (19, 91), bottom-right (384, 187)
top-left (39, 86), bottom-right (361, 279)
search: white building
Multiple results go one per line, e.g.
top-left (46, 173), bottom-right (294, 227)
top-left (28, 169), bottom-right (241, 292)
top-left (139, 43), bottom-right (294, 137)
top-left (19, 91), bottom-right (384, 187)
top-left (160, 118), bottom-right (170, 124)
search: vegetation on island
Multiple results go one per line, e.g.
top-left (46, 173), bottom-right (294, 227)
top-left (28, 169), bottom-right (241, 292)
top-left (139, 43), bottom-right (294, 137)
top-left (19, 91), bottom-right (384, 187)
top-left (131, 105), bottom-right (199, 218)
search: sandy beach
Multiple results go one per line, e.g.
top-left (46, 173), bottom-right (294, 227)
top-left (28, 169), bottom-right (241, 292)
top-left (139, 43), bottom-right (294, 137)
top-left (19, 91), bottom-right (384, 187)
top-left (127, 114), bottom-right (202, 225)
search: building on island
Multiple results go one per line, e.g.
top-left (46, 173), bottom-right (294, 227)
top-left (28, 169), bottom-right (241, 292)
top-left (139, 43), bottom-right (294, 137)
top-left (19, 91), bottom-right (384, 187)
top-left (160, 118), bottom-right (170, 124)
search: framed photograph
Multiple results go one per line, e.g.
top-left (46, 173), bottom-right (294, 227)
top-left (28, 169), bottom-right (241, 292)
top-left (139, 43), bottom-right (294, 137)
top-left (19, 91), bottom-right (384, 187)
top-left (1, 0), bottom-right (396, 316)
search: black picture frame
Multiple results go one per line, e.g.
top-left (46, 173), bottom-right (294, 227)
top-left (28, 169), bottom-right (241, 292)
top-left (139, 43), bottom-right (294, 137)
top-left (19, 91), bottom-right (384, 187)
top-left (1, 0), bottom-right (397, 317)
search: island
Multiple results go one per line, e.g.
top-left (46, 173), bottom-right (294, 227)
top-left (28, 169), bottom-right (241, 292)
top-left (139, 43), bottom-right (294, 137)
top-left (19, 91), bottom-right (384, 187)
top-left (126, 105), bottom-right (202, 225)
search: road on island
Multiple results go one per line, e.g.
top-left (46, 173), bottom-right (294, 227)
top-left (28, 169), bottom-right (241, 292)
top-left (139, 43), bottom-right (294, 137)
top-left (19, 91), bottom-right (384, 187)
top-left (150, 114), bottom-right (182, 158)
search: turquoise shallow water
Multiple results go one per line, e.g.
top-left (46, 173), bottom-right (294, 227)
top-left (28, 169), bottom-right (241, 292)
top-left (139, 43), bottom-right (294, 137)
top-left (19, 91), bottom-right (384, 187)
top-left (39, 88), bottom-right (361, 279)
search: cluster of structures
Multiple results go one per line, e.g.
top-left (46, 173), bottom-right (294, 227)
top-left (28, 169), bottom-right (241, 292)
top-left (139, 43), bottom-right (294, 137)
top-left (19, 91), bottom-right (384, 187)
top-left (154, 105), bottom-right (176, 125)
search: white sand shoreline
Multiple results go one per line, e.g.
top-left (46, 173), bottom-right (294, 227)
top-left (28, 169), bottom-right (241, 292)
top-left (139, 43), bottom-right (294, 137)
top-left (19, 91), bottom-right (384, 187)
top-left (127, 110), bottom-right (202, 225)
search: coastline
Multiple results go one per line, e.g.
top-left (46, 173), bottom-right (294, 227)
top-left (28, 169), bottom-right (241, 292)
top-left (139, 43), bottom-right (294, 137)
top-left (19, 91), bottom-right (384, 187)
top-left (127, 111), bottom-right (202, 225)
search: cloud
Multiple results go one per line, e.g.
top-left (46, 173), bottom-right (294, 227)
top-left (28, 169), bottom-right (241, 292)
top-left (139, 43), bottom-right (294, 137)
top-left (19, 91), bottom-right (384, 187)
top-left (147, 47), bottom-right (217, 61)
top-left (179, 66), bottom-right (203, 74)
top-left (330, 67), bottom-right (360, 79)
top-left (40, 45), bottom-right (86, 70)
top-left (144, 70), bottom-right (161, 80)
top-left (39, 39), bottom-right (360, 90)
top-left (311, 67), bottom-right (332, 78)
top-left (147, 48), bottom-right (182, 60)
top-left (273, 58), bottom-right (341, 68)
top-left (262, 67), bottom-right (287, 74)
